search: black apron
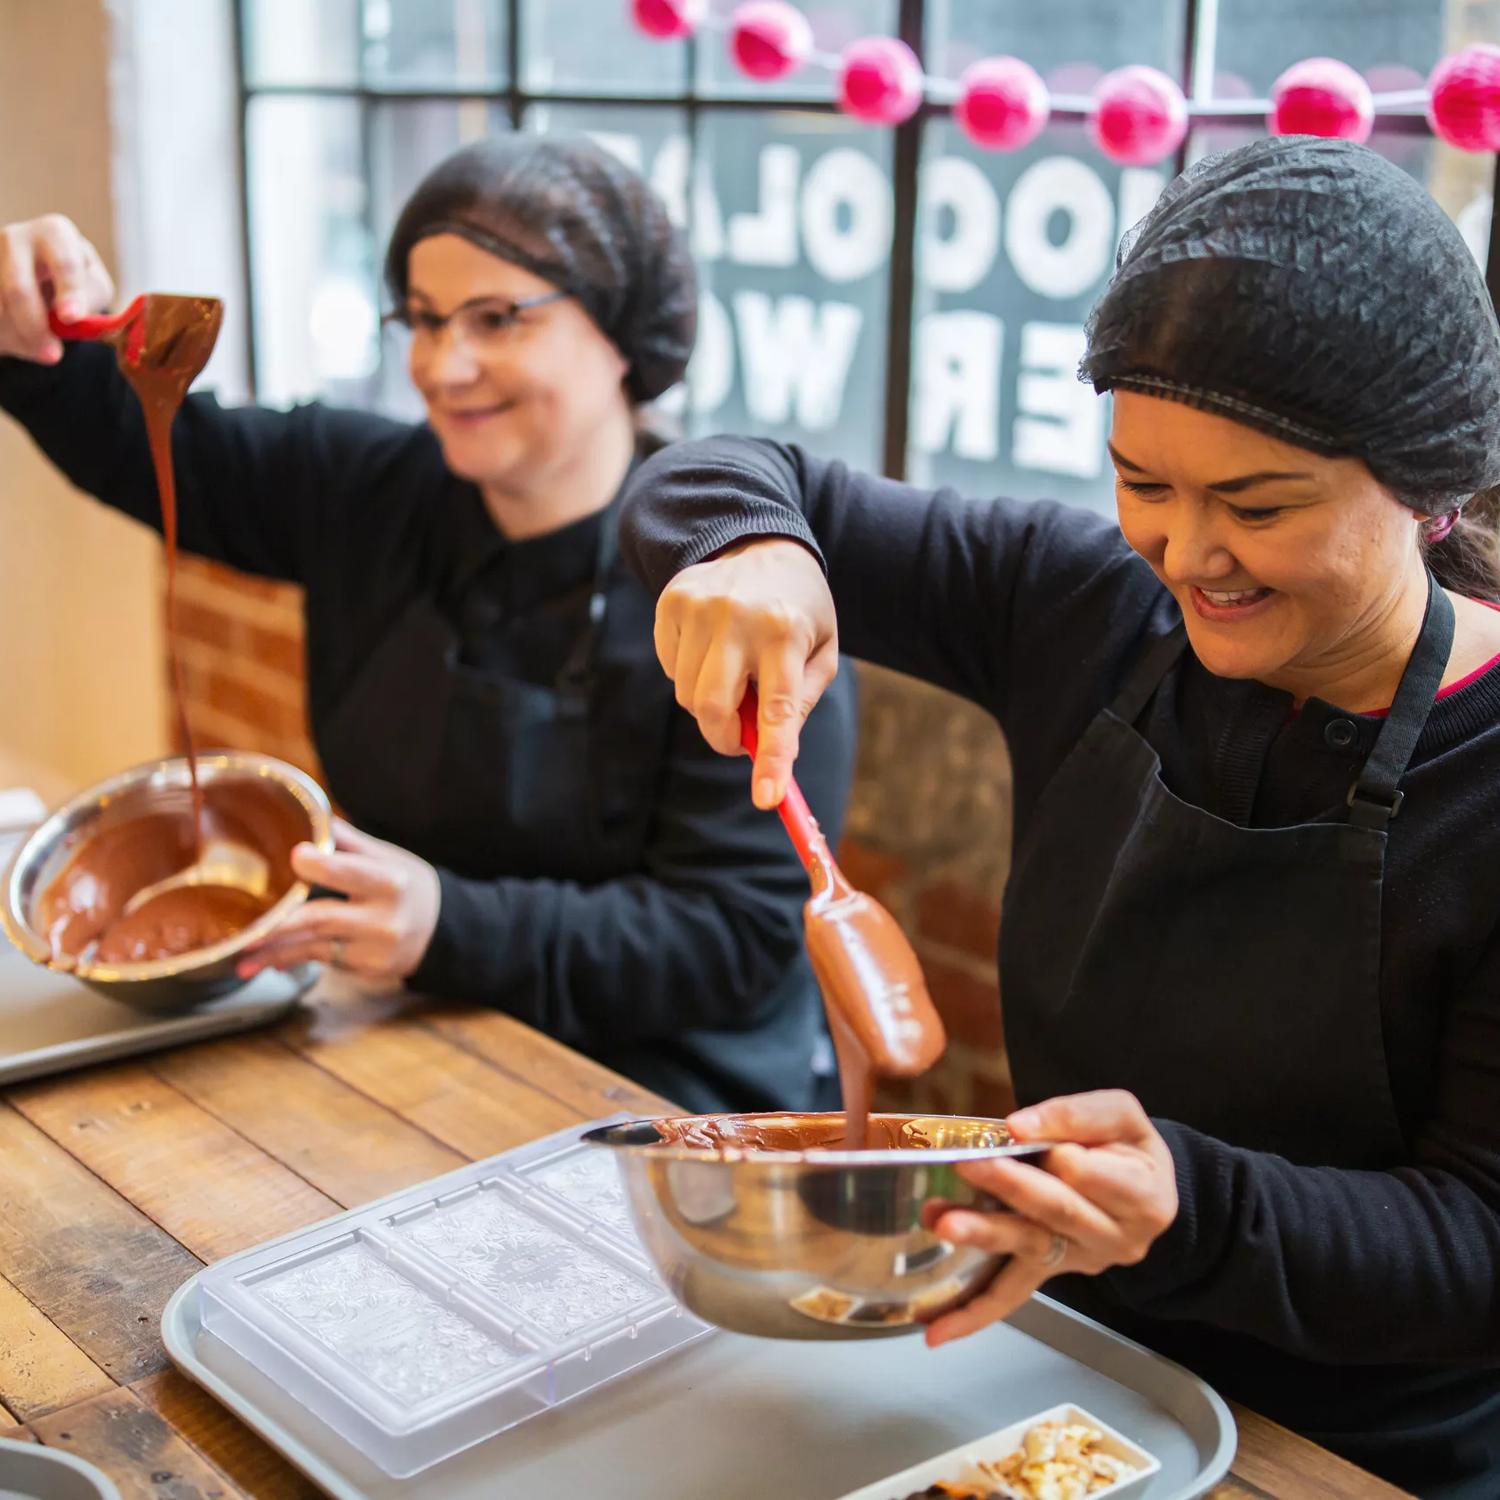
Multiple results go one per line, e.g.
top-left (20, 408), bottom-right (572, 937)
top-left (311, 490), bottom-right (836, 1116)
top-left (317, 495), bottom-right (654, 881)
top-left (1001, 577), bottom-right (1498, 1496)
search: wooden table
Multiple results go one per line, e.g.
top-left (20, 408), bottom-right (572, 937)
top-left (0, 981), bottom-right (1412, 1499)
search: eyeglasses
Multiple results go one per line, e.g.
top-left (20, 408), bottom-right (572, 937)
top-left (384, 290), bottom-right (571, 353)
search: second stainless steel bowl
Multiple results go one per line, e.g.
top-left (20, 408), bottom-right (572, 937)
top-left (1, 751), bottom-right (332, 1014)
top-left (585, 1111), bottom-right (1050, 1340)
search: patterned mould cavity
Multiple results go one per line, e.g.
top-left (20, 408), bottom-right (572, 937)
top-left (386, 1182), bottom-right (656, 1338)
top-left (250, 1237), bottom-right (528, 1406)
top-left (515, 1138), bottom-right (638, 1239)
top-left (195, 1115), bottom-right (710, 1478)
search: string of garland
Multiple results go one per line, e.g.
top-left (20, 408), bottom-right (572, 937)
top-left (630, 0), bottom-right (1500, 165)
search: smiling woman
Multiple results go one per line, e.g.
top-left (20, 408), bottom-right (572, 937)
top-left (0, 134), bottom-right (858, 1116)
top-left (1105, 399), bottom-right (1500, 707)
top-left (621, 135), bottom-right (1500, 1498)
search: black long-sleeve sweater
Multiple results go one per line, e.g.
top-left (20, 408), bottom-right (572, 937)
top-left (0, 349), bottom-right (857, 1113)
top-left (621, 436), bottom-right (1500, 1498)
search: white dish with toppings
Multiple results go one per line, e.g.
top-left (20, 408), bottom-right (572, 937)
top-left (838, 1402), bottom-right (1160, 1500)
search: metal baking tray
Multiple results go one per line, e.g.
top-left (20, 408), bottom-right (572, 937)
top-left (163, 1118), bottom-right (1236, 1498)
top-left (0, 938), bottom-right (314, 1087)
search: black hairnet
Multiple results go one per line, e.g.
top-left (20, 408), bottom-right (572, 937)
top-left (1081, 136), bottom-right (1500, 511)
top-left (386, 135), bottom-right (696, 404)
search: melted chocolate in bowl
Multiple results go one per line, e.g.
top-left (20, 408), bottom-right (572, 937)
top-left (650, 1111), bottom-right (1011, 1154)
top-left (33, 777), bottom-right (304, 969)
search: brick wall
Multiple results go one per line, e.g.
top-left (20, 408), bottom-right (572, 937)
top-left (170, 570), bottom-right (1016, 1118)
top-left (169, 558), bottom-right (320, 781)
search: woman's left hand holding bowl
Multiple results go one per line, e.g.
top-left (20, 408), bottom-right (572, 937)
top-left (924, 1089), bottom-right (1179, 1348)
top-left (239, 818), bottom-right (440, 982)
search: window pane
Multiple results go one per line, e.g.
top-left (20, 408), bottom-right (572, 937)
top-left (243, 0), bottom-right (359, 87)
top-left (1198, 2), bottom-right (1492, 272)
top-left (926, 0), bottom-right (1185, 87)
top-left (521, 0), bottom-right (687, 95)
top-left (1429, 141), bottom-right (1495, 268)
top-left (695, 0), bottom-right (899, 99)
top-left (522, 100), bottom-right (688, 173)
top-left (520, 101), bottom-right (691, 408)
top-left (1212, 0), bottom-right (1446, 94)
top-left (247, 97), bottom-right (379, 407)
top-left (686, 111), bottom-right (892, 471)
top-left (370, 101), bottom-right (511, 256)
top-left (362, 0), bottom-right (507, 89)
top-left (371, 102), bottom-right (512, 418)
top-left (906, 119), bottom-right (1167, 512)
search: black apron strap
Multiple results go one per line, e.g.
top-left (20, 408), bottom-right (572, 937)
top-left (1110, 622), bottom-right (1189, 726)
top-left (1346, 572), bottom-right (1454, 830)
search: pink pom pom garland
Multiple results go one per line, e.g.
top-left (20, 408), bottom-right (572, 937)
top-left (627, 3), bottom-right (1500, 158)
top-left (838, 35), bottom-right (924, 125)
top-left (1269, 57), bottom-right (1375, 142)
top-left (955, 56), bottom-right (1050, 150)
top-left (1428, 44), bottom-right (1500, 152)
top-left (728, 1), bottom-right (814, 82)
top-left (630, 0), bottom-right (707, 40)
top-left (1090, 65), bottom-right (1189, 165)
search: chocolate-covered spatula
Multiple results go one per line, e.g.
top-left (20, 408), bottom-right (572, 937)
top-left (739, 689), bottom-right (945, 1143)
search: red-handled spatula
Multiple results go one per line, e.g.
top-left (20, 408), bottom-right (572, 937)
top-left (49, 292), bottom-right (221, 390)
top-left (739, 688), bottom-right (945, 1145)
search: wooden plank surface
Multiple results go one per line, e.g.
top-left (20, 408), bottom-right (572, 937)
top-left (149, 1035), bottom-right (464, 1210)
top-left (7, 1065), bottom-right (340, 1263)
top-left (0, 1273), bottom-right (114, 1422)
top-left (0, 1102), bottom-right (201, 1383)
top-left (282, 1007), bottom-right (579, 1158)
top-left (133, 1371), bottom-right (320, 1500)
top-left (423, 1008), bottom-right (672, 1120)
top-left (30, 1386), bottom-right (247, 1500)
top-left (1212, 1404), bottom-right (1415, 1498)
top-left (0, 994), bottom-right (1416, 1498)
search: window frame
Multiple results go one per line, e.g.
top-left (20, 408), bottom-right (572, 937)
top-left (231, 0), bottom-right (1500, 480)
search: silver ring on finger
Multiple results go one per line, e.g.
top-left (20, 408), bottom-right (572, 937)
top-left (1041, 1231), bottom-right (1068, 1270)
top-left (330, 937), bottom-right (345, 968)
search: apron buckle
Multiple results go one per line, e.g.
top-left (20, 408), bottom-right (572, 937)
top-left (1346, 781), bottom-right (1404, 819)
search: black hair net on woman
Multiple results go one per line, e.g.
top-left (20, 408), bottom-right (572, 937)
top-left (385, 135), bottom-right (696, 404)
top-left (1081, 136), bottom-right (1500, 516)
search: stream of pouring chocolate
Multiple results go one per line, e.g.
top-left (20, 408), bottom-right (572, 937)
top-left (128, 294), bottom-right (224, 844)
top-left (34, 295), bottom-right (282, 967)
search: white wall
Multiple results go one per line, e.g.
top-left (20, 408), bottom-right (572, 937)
top-left (0, 0), bottom-right (167, 788)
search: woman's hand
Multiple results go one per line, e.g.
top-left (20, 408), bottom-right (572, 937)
top-left (923, 1090), bottom-right (1179, 1348)
top-left (654, 537), bottom-right (837, 808)
top-left (238, 819), bottom-right (441, 983)
top-left (0, 215), bottom-right (115, 362)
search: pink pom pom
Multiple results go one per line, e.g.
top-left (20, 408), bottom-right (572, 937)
top-left (631, 0), bottom-right (705, 40)
top-left (837, 36), bottom-right (924, 125)
top-left (955, 56), bottom-right (1050, 150)
top-left (1089, 65), bottom-right (1188, 165)
top-left (1428, 44), bottom-right (1500, 152)
top-left (728, 1), bottom-right (813, 81)
top-left (1269, 58), bottom-right (1374, 142)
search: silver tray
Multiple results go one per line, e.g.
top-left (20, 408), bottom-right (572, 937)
top-left (0, 939), bottom-right (315, 1087)
top-left (161, 1154), bottom-right (1237, 1499)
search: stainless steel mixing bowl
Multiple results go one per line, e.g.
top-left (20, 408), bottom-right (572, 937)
top-left (1, 751), bottom-right (332, 1014)
top-left (585, 1111), bottom-right (1051, 1340)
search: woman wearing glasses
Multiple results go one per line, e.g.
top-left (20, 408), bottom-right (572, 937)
top-left (0, 136), bottom-right (857, 1113)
